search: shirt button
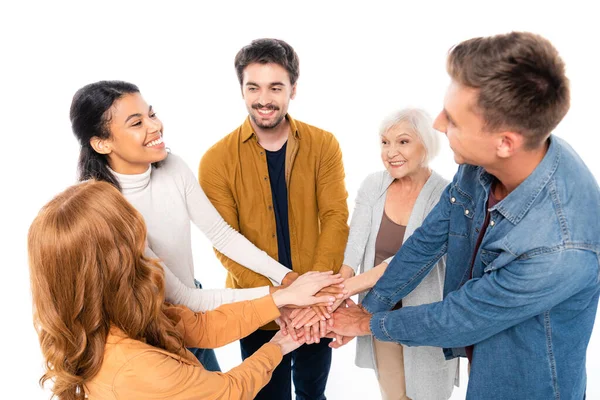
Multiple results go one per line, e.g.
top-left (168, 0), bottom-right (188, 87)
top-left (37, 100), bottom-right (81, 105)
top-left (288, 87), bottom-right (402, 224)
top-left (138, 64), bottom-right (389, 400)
top-left (451, 197), bottom-right (456, 203)
top-left (264, 176), bottom-right (268, 181)
top-left (465, 209), bottom-right (470, 215)
top-left (490, 220), bottom-right (495, 227)
top-left (268, 205), bottom-right (273, 210)
top-left (272, 234), bottom-right (276, 238)
top-left (260, 151), bottom-right (264, 155)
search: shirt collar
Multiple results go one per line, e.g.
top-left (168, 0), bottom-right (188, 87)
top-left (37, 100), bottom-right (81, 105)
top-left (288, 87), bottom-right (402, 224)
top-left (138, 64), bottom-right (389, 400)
top-left (241, 114), bottom-right (300, 143)
top-left (480, 135), bottom-right (561, 225)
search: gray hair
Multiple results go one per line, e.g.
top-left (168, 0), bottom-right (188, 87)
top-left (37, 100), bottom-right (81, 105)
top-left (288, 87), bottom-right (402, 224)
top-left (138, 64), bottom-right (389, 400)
top-left (379, 108), bottom-right (440, 165)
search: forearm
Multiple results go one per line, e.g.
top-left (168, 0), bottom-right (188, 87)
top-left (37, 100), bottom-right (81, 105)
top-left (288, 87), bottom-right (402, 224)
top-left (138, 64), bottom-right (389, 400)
top-left (165, 295), bottom-right (280, 348)
top-left (346, 262), bottom-right (387, 296)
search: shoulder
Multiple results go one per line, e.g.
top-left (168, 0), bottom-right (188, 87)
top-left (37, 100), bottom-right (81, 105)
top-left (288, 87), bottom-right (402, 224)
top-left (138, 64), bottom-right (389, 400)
top-left (201, 125), bottom-right (243, 164)
top-left (356, 170), bottom-right (390, 201)
top-left (294, 118), bottom-right (339, 145)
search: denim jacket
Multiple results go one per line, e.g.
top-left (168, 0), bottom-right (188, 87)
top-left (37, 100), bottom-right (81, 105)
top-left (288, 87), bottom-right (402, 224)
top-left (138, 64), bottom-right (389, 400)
top-left (362, 136), bottom-right (600, 399)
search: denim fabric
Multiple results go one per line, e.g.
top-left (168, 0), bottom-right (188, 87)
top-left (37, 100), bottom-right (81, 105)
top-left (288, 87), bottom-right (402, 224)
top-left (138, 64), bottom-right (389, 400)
top-left (240, 329), bottom-right (332, 400)
top-left (187, 279), bottom-right (221, 372)
top-left (363, 136), bottom-right (600, 399)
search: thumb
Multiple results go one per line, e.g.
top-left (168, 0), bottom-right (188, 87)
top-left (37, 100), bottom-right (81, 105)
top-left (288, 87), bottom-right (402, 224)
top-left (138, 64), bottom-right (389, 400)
top-left (345, 298), bottom-right (357, 307)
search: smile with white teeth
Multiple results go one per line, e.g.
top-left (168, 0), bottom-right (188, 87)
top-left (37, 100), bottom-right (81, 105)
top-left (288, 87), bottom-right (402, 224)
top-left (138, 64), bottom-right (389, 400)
top-left (257, 108), bottom-right (275, 115)
top-left (389, 160), bottom-right (406, 166)
top-left (145, 137), bottom-right (164, 147)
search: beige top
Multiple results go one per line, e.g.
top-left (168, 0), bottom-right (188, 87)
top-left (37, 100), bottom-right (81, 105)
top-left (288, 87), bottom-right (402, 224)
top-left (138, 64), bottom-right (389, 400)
top-left (85, 296), bottom-right (282, 399)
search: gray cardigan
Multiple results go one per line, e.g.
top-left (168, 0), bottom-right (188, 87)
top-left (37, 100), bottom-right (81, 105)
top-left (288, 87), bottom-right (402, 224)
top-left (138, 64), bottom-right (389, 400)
top-left (343, 170), bottom-right (458, 400)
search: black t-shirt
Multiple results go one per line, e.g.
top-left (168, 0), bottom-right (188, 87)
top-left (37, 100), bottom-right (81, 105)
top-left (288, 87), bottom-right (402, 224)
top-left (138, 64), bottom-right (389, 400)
top-left (265, 142), bottom-right (293, 270)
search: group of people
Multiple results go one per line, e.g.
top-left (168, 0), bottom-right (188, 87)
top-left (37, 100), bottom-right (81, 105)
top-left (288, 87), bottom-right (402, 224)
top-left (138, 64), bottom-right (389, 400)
top-left (27, 31), bottom-right (600, 400)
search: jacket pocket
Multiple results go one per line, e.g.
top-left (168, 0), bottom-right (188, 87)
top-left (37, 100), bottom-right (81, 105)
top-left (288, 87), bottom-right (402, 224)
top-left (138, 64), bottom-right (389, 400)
top-left (448, 185), bottom-right (474, 238)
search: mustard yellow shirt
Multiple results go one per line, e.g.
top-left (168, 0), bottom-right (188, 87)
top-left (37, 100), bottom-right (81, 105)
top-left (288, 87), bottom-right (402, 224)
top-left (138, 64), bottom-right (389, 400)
top-left (199, 115), bottom-right (349, 303)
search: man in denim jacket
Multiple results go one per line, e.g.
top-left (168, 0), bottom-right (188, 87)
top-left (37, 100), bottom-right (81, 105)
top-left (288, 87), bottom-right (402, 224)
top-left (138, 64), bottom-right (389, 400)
top-left (330, 32), bottom-right (600, 399)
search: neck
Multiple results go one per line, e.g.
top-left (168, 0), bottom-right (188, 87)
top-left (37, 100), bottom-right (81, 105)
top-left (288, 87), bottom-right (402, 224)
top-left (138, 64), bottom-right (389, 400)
top-left (108, 158), bottom-right (151, 175)
top-left (391, 166), bottom-right (432, 194)
top-left (485, 140), bottom-right (549, 199)
top-left (251, 117), bottom-right (290, 151)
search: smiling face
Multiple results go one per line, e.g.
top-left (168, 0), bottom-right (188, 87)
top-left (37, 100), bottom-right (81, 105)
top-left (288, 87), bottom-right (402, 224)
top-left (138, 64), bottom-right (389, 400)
top-left (90, 92), bottom-right (167, 174)
top-left (380, 122), bottom-right (428, 180)
top-left (241, 62), bottom-right (296, 131)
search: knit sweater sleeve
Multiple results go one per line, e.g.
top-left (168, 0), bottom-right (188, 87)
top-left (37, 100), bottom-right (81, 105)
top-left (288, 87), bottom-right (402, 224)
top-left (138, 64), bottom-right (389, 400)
top-left (173, 155), bottom-right (290, 285)
top-left (146, 246), bottom-right (270, 312)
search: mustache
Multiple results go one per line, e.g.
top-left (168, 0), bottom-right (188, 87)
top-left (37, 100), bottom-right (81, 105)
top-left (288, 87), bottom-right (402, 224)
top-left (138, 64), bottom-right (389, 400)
top-left (252, 103), bottom-right (280, 111)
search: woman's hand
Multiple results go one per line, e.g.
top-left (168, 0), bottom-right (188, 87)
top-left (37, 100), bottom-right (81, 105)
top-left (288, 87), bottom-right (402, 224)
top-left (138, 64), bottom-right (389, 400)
top-left (270, 329), bottom-right (306, 355)
top-left (271, 271), bottom-right (344, 308)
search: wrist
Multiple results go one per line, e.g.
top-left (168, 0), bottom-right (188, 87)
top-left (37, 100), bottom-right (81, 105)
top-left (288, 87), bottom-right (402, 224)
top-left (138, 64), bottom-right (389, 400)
top-left (359, 313), bottom-right (372, 336)
top-left (271, 288), bottom-right (290, 308)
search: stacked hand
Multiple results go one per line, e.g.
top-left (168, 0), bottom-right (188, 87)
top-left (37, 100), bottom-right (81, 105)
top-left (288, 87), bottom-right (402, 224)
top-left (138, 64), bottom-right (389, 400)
top-left (275, 265), bottom-right (355, 344)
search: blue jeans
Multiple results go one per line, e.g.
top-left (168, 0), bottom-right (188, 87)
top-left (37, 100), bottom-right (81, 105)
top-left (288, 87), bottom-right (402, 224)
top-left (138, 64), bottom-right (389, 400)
top-left (187, 280), bottom-right (221, 372)
top-left (240, 328), bottom-right (332, 400)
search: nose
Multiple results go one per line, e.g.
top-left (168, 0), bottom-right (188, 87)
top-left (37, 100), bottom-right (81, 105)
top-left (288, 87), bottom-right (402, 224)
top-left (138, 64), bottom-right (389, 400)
top-left (147, 116), bottom-right (162, 133)
top-left (433, 111), bottom-right (447, 134)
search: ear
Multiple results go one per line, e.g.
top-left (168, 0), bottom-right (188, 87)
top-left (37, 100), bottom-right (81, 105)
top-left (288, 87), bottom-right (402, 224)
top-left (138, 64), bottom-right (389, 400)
top-left (90, 136), bottom-right (112, 155)
top-left (496, 131), bottom-right (523, 159)
top-left (290, 83), bottom-right (297, 100)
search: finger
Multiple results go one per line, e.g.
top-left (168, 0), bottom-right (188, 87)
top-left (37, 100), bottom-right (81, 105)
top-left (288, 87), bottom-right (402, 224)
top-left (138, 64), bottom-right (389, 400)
top-left (319, 320), bottom-right (326, 338)
top-left (312, 305), bottom-right (326, 321)
top-left (312, 325), bottom-right (320, 344)
top-left (306, 314), bottom-right (322, 327)
top-left (289, 325), bottom-right (298, 341)
top-left (306, 295), bottom-right (336, 307)
top-left (345, 298), bottom-right (357, 307)
top-left (291, 308), bottom-right (314, 328)
top-left (292, 309), bottom-right (317, 328)
top-left (304, 325), bottom-right (313, 344)
top-left (289, 308), bottom-right (301, 319)
top-left (318, 285), bottom-right (347, 296)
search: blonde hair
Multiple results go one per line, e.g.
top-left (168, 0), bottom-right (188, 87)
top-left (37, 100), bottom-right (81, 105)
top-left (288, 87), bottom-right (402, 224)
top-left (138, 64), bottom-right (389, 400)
top-left (28, 180), bottom-right (184, 399)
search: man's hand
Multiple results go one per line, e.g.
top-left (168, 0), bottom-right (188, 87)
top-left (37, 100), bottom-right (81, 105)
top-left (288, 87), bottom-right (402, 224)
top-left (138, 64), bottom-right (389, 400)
top-left (326, 332), bottom-right (355, 349)
top-left (281, 271), bottom-right (299, 287)
top-left (329, 298), bottom-right (372, 337)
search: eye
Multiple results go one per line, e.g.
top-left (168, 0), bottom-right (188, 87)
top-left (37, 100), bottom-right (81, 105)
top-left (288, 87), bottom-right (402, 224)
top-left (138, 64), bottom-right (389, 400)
top-left (381, 140), bottom-right (388, 145)
top-left (132, 120), bottom-right (142, 127)
top-left (400, 140), bottom-right (409, 145)
top-left (248, 87), bottom-right (258, 92)
top-left (149, 112), bottom-right (157, 118)
top-left (272, 87), bottom-right (282, 92)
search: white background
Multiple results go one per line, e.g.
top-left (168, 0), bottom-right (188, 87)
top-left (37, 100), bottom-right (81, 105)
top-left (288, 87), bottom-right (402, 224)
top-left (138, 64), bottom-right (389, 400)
top-left (2, 1), bottom-right (599, 399)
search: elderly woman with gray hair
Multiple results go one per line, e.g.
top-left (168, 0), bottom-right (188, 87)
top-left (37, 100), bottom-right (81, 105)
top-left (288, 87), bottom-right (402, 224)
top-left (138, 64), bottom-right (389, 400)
top-left (340, 108), bottom-right (459, 400)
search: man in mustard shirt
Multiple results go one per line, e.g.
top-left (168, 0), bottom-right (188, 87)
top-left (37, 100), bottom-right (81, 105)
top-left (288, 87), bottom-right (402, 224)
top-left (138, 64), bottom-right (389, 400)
top-left (199, 38), bottom-right (352, 400)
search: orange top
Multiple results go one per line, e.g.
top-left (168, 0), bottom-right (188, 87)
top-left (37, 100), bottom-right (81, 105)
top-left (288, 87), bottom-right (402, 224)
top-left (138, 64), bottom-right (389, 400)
top-left (85, 295), bottom-right (282, 399)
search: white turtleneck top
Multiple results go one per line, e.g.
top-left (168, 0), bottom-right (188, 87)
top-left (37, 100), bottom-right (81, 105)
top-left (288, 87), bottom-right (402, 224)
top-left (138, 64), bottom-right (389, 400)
top-left (111, 154), bottom-right (290, 311)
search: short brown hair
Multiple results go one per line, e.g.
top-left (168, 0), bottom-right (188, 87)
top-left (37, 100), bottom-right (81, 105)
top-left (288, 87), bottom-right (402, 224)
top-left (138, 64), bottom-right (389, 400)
top-left (447, 31), bottom-right (570, 147)
top-left (234, 38), bottom-right (300, 86)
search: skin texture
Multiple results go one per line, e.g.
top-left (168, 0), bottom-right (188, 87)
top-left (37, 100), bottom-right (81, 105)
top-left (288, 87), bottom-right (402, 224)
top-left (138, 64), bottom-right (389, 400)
top-left (90, 93), bottom-right (167, 174)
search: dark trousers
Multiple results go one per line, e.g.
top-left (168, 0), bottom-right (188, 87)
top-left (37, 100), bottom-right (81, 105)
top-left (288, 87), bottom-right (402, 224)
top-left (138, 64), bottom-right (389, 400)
top-left (240, 328), bottom-right (332, 400)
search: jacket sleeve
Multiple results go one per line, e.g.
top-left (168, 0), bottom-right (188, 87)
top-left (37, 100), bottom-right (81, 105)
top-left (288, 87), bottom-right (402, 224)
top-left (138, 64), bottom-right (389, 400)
top-left (362, 180), bottom-right (452, 314)
top-left (198, 148), bottom-right (277, 289)
top-left (369, 249), bottom-right (599, 348)
top-left (311, 132), bottom-right (350, 273)
top-left (343, 173), bottom-right (377, 273)
top-left (164, 295), bottom-right (280, 349)
top-left (113, 343), bottom-right (282, 400)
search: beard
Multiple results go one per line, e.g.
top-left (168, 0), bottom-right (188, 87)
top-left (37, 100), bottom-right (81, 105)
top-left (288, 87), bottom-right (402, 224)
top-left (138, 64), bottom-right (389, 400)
top-left (249, 103), bottom-right (286, 129)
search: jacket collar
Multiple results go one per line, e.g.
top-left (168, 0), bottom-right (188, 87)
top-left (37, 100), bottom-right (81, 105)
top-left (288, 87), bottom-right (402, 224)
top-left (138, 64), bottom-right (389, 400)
top-left (480, 135), bottom-right (561, 225)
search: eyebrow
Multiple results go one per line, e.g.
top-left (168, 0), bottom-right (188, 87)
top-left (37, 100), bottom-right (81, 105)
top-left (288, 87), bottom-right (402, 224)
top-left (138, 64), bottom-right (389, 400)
top-left (444, 108), bottom-right (458, 127)
top-left (124, 105), bottom-right (153, 124)
top-left (245, 81), bottom-right (285, 87)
